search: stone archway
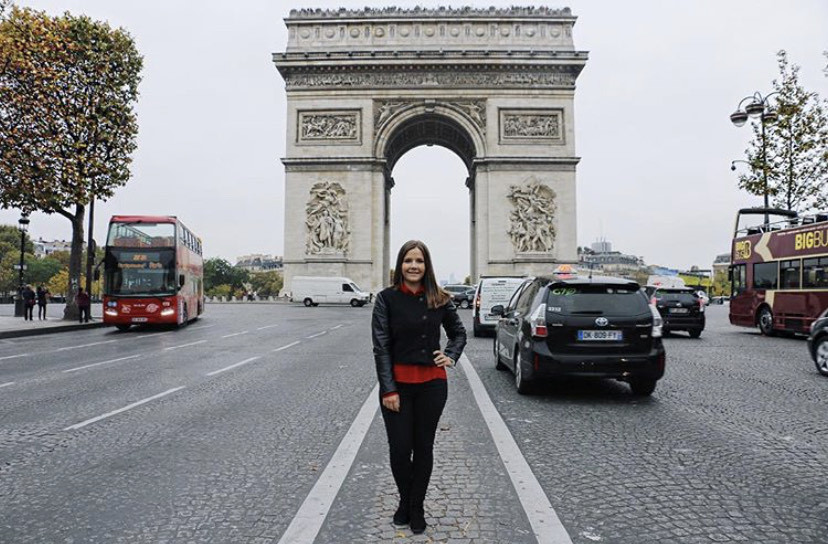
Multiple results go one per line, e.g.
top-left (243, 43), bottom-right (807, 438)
top-left (274, 6), bottom-right (587, 294)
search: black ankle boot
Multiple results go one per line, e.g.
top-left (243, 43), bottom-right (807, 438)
top-left (392, 502), bottom-right (410, 526)
top-left (409, 505), bottom-right (426, 534)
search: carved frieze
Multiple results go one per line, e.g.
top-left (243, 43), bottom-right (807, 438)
top-left (306, 181), bottom-right (349, 255)
top-left (286, 70), bottom-right (575, 91)
top-left (374, 99), bottom-right (486, 132)
top-left (500, 108), bottom-right (564, 144)
top-left (507, 179), bottom-right (557, 254)
top-left (298, 110), bottom-right (361, 144)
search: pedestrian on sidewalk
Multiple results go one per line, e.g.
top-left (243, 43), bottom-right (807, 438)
top-left (22, 285), bottom-right (36, 321)
top-left (36, 285), bottom-right (50, 320)
top-left (76, 287), bottom-right (91, 323)
top-left (371, 240), bottom-right (467, 535)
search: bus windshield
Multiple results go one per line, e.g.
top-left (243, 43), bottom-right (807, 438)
top-left (104, 248), bottom-right (177, 296)
top-left (107, 222), bottom-right (176, 248)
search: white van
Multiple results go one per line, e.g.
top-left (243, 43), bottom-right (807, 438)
top-left (472, 276), bottom-right (526, 337)
top-left (290, 276), bottom-right (370, 307)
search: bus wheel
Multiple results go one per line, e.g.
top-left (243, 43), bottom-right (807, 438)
top-left (758, 307), bottom-right (775, 336)
top-left (303, 298), bottom-right (313, 307)
top-left (179, 305), bottom-right (189, 328)
top-left (115, 324), bottom-right (131, 332)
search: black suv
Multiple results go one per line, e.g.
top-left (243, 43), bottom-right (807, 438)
top-left (492, 275), bottom-right (666, 396)
top-left (808, 308), bottom-right (828, 377)
top-left (443, 284), bottom-right (476, 309)
top-left (647, 286), bottom-right (705, 338)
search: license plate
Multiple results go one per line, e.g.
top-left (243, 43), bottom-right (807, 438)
top-left (131, 317), bottom-right (148, 323)
top-left (578, 330), bottom-right (623, 341)
top-left (669, 308), bottom-right (689, 314)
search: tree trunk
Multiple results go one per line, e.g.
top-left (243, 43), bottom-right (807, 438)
top-left (62, 204), bottom-right (85, 321)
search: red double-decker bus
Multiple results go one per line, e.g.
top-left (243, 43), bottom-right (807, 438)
top-left (100, 215), bottom-right (204, 331)
top-left (729, 207), bottom-right (828, 335)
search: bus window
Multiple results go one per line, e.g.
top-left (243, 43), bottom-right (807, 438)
top-left (753, 262), bottom-right (778, 290)
top-left (803, 257), bottom-right (828, 289)
top-left (731, 264), bottom-right (746, 295)
top-left (780, 259), bottom-right (801, 289)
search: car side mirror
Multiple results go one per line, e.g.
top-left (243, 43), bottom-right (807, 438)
top-left (179, 274), bottom-right (185, 288)
top-left (491, 304), bottom-right (504, 316)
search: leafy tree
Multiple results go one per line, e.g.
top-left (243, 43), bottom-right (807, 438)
top-left (248, 270), bottom-right (283, 297)
top-left (204, 258), bottom-right (249, 292)
top-left (0, 5), bottom-right (142, 319)
top-left (0, 223), bottom-right (33, 295)
top-left (737, 51), bottom-right (828, 213)
top-left (25, 256), bottom-right (61, 286)
top-left (206, 283), bottom-right (233, 298)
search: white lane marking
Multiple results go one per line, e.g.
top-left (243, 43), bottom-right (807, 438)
top-left (460, 354), bottom-right (573, 544)
top-left (63, 387), bottom-right (185, 431)
top-left (278, 384), bottom-right (379, 544)
top-left (221, 331), bottom-right (249, 338)
top-left (0, 353), bottom-right (29, 361)
top-left (257, 324), bottom-right (279, 330)
top-left (63, 354), bottom-right (142, 374)
top-left (306, 331), bottom-right (327, 339)
top-left (0, 382), bottom-right (15, 389)
top-left (164, 340), bottom-right (207, 351)
top-left (54, 340), bottom-right (117, 352)
top-left (272, 341), bottom-right (300, 352)
top-left (206, 356), bottom-right (261, 377)
top-left (330, 324), bottom-right (343, 330)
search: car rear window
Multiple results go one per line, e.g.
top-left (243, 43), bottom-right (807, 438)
top-left (545, 284), bottom-right (648, 316)
top-left (656, 290), bottom-right (698, 305)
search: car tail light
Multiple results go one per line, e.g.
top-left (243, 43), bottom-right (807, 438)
top-left (530, 303), bottom-right (547, 338)
top-left (649, 305), bottom-right (663, 338)
top-left (699, 299), bottom-right (705, 313)
top-left (475, 292), bottom-right (480, 310)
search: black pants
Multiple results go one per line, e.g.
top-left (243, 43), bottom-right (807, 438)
top-left (79, 305), bottom-right (90, 323)
top-left (24, 304), bottom-right (33, 320)
top-left (380, 379), bottom-right (448, 511)
top-left (38, 304), bottom-right (46, 320)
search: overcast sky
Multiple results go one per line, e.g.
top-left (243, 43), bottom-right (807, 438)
top-left (1, 0), bottom-right (826, 282)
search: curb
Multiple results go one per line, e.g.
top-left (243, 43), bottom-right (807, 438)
top-left (0, 321), bottom-right (109, 340)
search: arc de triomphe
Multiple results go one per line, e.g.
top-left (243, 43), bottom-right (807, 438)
top-left (273, 6), bottom-right (587, 294)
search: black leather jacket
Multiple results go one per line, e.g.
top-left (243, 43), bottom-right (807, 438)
top-left (372, 286), bottom-right (467, 397)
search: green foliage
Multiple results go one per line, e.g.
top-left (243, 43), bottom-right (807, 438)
top-left (206, 283), bottom-right (233, 298)
top-left (0, 224), bottom-right (33, 294)
top-left (25, 256), bottom-right (61, 285)
top-left (204, 258), bottom-right (249, 292)
top-left (0, 5), bottom-right (142, 316)
top-left (248, 270), bottom-right (284, 297)
top-left (737, 51), bottom-right (828, 213)
top-left (712, 269), bottom-right (731, 297)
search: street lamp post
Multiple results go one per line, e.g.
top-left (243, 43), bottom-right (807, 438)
top-left (13, 214), bottom-right (30, 318)
top-left (730, 91), bottom-right (778, 227)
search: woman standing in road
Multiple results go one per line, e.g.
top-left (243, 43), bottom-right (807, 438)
top-left (371, 240), bottom-right (467, 534)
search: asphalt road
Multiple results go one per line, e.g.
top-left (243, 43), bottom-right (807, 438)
top-left (0, 304), bottom-right (825, 543)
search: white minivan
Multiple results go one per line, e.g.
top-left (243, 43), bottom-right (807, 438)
top-left (472, 276), bottom-right (526, 337)
top-left (290, 276), bottom-right (370, 307)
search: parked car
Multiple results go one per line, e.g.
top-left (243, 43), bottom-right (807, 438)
top-left (443, 284), bottom-right (476, 309)
top-left (471, 276), bottom-right (525, 337)
top-left (808, 307), bottom-right (828, 376)
top-left (492, 275), bottom-right (666, 396)
top-left (649, 286), bottom-right (705, 338)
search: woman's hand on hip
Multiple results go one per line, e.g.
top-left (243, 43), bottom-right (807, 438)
top-left (382, 393), bottom-right (400, 412)
top-left (433, 350), bottom-right (455, 368)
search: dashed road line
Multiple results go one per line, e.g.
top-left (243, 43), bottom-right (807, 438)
top-left (277, 384), bottom-right (379, 544)
top-left (256, 324), bottom-right (280, 330)
top-left (330, 324), bottom-right (343, 330)
top-left (206, 356), bottom-right (261, 377)
top-left (459, 354), bottom-right (573, 544)
top-left (54, 340), bottom-right (118, 352)
top-left (164, 340), bottom-right (207, 351)
top-left (221, 331), bottom-right (249, 338)
top-left (306, 331), bottom-right (327, 339)
top-left (0, 353), bottom-right (29, 361)
top-left (63, 354), bottom-right (142, 374)
top-left (0, 381), bottom-right (15, 389)
top-left (63, 387), bottom-right (185, 431)
top-left (272, 341), bottom-right (301, 352)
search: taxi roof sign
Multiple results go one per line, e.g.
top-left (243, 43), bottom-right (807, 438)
top-left (552, 264), bottom-right (576, 277)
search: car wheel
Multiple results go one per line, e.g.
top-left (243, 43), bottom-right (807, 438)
top-left (629, 378), bottom-right (657, 396)
top-left (350, 299), bottom-right (359, 307)
top-left (758, 307), bottom-right (775, 336)
top-left (115, 324), bottom-right (131, 332)
top-left (514, 351), bottom-right (531, 395)
top-left (814, 337), bottom-right (828, 377)
top-left (689, 329), bottom-right (702, 339)
top-left (460, 299), bottom-right (470, 309)
top-left (303, 298), bottom-right (313, 307)
top-left (494, 337), bottom-right (507, 371)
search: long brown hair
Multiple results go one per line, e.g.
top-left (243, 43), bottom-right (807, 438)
top-left (392, 240), bottom-right (451, 309)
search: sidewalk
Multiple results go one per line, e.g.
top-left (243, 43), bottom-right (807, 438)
top-left (0, 304), bottom-right (106, 339)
